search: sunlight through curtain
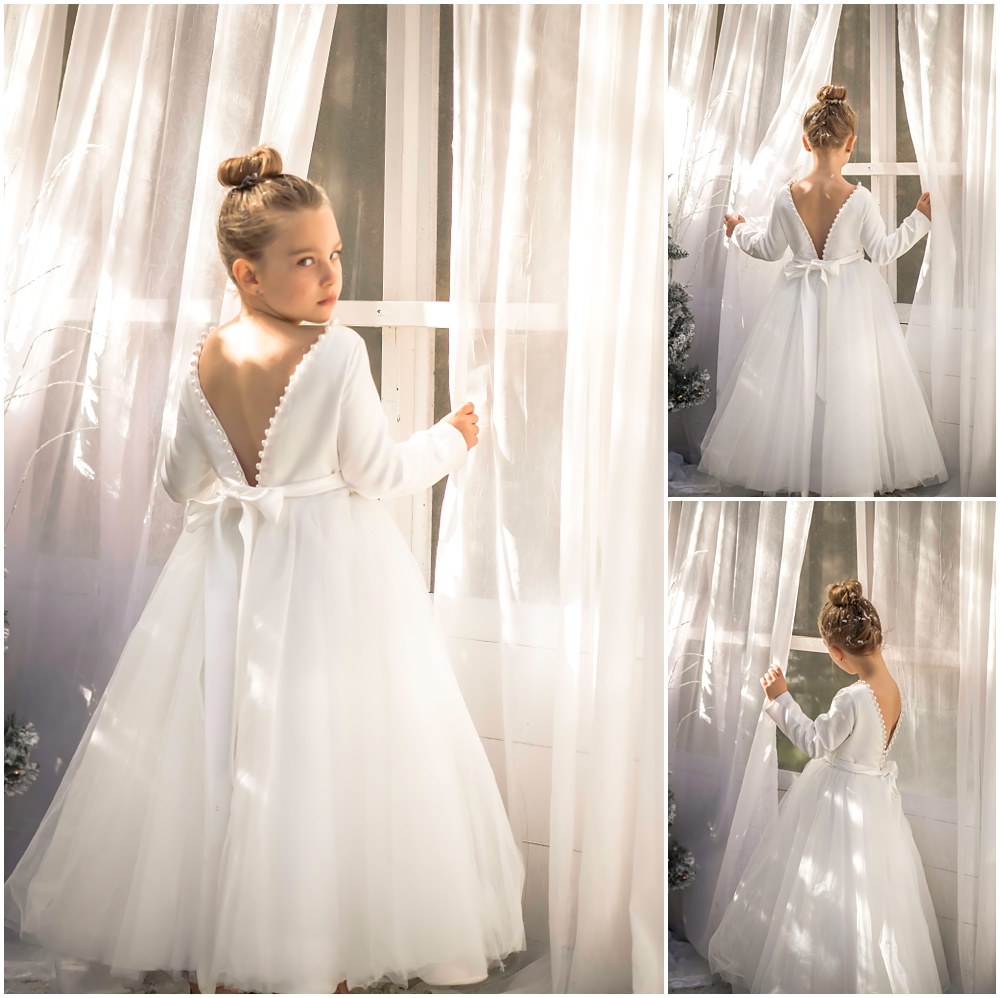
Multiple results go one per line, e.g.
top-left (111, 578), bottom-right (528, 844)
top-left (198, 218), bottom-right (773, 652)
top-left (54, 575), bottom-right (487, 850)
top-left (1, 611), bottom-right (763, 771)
top-left (4, 4), bottom-right (336, 880)
top-left (439, 4), bottom-right (663, 992)
top-left (897, 4), bottom-right (996, 496)
top-left (667, 501), bottom-right (813, 956)
top-left (668, 4), bottom-right (841, 462)
top-left (871, 502), bottom-right (996, 992)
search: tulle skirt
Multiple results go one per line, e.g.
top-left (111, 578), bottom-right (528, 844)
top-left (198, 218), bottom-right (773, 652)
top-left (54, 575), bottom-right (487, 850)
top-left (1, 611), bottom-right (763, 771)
top-left (707, 755), bottom-right (949, 994)
top-left (4, 490), bottom-right (526, 993)
top-left (698, 260), bottom-right (949, 496)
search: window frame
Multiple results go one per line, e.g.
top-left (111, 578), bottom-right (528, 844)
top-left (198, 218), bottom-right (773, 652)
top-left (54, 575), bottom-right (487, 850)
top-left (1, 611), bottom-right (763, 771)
top-left (778, 499), bottom-right (957, 829)
top-left (840, 5), bottom-right (917, 316)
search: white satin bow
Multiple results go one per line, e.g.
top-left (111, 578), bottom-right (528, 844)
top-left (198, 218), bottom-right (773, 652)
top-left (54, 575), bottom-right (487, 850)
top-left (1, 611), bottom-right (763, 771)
top-left (184, 472), bottom-right (351, 849)
top-left (822, 754), bottom-right (901, 802)
top-left (781, 249), bottom-right (864, 494)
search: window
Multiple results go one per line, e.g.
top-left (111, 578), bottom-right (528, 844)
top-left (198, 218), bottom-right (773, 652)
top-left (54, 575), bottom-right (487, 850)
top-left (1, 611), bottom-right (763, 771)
top-left (310, 5), bottom-right (454, 592)
top-left (832, 5), bottom-right (923, 310)
top-left (777, 501), bottom-right (868, 773)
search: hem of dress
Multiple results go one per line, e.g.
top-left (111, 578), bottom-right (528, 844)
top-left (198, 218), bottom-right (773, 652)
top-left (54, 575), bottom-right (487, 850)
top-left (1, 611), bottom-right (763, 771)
top-left (5, 917), bottom-right (527, 995)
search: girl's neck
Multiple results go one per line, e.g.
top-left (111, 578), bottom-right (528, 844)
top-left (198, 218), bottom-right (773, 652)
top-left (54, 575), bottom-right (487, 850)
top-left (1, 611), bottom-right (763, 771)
top-left (852, 650), bottom-right (890, 682)
top-left (807, 153), bottom-right (849, 182)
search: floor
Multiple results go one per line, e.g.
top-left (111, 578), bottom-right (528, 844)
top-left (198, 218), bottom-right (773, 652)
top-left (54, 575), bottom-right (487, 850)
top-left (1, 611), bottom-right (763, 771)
top-left (4, 936), bottom-right (541, 995)
top-left (668, 457), bottom-right (962, 499)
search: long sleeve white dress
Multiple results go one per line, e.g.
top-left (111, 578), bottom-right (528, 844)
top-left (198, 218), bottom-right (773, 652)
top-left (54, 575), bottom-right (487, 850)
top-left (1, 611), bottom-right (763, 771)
top-left (698, 182), bottom-right (949, 496)
top-left (708, 681), bottom-right (949, 994)
top-left (4, 320), bottom-right (526, 994)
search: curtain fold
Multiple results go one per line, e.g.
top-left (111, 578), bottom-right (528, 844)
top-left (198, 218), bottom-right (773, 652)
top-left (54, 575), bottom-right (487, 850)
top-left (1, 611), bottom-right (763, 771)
top-left (441, 4), bottom-right (662, 991)
top-left (3, 4), bottom-right (67, 291)
top-left (957, 503), bottom-right (996, 993)
top-left (668, 4), bottom-right (841, 461)
top-left (871, 501), bottom-right (996, 993)
top-left (897, 4), bottom-right (996, 496)
top-left (4, 4), bottom-right (336, 878)
top-left (667, 500), bottom-right (813, 956)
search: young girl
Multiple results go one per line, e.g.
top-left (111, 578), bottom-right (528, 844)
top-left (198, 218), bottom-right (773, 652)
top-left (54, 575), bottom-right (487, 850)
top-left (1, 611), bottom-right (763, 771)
top-left (698, 85), bottom-right (949, 497)
top-left (707, 580), bottom-right (949, 993)
top-left (4, 146), bottom-right (526, 994)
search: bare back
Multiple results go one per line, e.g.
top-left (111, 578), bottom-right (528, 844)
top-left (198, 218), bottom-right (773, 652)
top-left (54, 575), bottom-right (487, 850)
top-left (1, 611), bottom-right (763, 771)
top-left (789, 176), bottom-right (859, 260)
top-left (197, 320), bottom-right (327, 487)
top-left (865, 675), bottom-right (902, 749)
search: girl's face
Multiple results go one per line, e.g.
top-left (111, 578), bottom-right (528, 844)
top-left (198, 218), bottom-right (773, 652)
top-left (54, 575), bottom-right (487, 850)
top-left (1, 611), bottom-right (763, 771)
top-left (240, 206), bottom-right (344, 324)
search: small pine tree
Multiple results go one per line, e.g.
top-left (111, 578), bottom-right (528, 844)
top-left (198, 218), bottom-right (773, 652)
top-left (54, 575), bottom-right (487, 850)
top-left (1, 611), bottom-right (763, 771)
top-left (668, 785), bottom-right (696, 890)
top-left (668, 238), bottom-right (710, 411)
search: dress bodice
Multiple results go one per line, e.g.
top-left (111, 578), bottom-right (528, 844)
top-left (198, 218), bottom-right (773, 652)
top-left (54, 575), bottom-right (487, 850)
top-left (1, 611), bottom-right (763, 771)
top-left (730, 181), bottom-right (931, 266)
top-left (765, 680), bottom-right (903, 772)
top-left (159, 321), bottom-right (467, 501)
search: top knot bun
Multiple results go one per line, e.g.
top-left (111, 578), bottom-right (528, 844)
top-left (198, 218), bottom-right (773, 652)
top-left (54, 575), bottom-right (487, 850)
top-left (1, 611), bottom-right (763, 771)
top-left (217, 145), bottom-right (284, 188)
top-left (816, 84), bottom-right (848, 102)
top-left (827, 579), bottom-right (863, 607)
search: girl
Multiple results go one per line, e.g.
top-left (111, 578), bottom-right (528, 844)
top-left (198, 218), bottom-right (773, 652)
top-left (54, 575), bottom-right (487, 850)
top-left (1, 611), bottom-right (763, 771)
top-left (707, 580), bottom-right (949, 993)
top-left (4, 146), bottom-right (526, 994)
top-left (698, 85), bottom-right (949, 497)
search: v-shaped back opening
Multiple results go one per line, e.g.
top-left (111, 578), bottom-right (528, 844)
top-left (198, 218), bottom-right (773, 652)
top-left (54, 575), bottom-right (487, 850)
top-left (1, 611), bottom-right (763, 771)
top-left (194, 323), bottom-right (333, 487)
top-left (787, 181), bottom-right (860, 260)
top-left (858, 679), bottom-right (902, 753)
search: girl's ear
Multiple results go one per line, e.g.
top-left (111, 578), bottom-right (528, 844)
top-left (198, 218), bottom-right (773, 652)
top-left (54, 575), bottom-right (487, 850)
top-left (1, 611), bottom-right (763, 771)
top-left (802, 134), bottom-right (811, 152)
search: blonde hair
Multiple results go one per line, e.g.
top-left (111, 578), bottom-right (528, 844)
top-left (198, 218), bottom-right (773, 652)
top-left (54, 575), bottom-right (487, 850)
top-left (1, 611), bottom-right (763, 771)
top-left (818, 579), bottom-right (883, 655)
top-left (216, 145), bottom-right (331, 282)
top-left (802, 85), bottom-right (858, 150)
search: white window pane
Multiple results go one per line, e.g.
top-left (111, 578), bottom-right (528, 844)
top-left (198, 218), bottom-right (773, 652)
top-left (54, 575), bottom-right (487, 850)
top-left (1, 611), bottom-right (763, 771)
top-left (311, 3), bottom-right (388, 392)
top-left (831, 3), bottom-right (871, 163)
top-left (776, 648), bottom-right (856, 773)
top-left (895, 174), bottom-right (924, 304)
top-left (793, 501), bottom-right (858, 637)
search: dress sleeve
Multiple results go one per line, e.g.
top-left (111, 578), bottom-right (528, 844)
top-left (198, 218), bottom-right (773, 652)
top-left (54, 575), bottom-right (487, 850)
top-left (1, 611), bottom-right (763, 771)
top-left (763, 687), bottom-right (857, 759)
top-left (337, 335), bottom-right (469, 499)
top-left (728, 193), bottom-right (790, 261)
top-left (158, 386), bottom-right (218, 503)
top-left (860, 195), bottom-right (931, 265)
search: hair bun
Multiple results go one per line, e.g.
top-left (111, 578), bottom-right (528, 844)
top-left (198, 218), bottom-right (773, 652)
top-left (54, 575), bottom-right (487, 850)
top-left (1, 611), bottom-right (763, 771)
top-left (217, 144), bottom-right (284, 188)
top-left (816, 84), bottom-right (848, 103)
top-left (827, 579), bottom-right (863, 607)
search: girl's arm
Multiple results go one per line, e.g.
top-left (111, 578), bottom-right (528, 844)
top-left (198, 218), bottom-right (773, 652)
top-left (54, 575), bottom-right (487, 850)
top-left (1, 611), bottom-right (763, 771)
top-left (860, 193), bottom-right (931, 265)
top-left (159, 388), bottom-right (218, 502)
top-left (764, 686), bottom-right (857, 759)
top-left (337, 334), bottom-right (468, 499)
top-left (727, 194), bottom-right (789, 261)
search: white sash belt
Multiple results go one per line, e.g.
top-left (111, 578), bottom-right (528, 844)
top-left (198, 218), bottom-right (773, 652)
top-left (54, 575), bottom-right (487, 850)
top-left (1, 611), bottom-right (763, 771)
top-left (184, 471), bottom-right (351, 845)
top-left (822, 754), bottom-right (900, 801)
top-left (782, 249), bottom-right (864, 494)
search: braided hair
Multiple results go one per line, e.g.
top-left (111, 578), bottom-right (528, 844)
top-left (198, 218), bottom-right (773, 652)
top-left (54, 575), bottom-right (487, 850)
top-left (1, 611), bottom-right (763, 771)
top-left (818, 579), bottom-right (883, 655)
top-left (803, 85), bottom-right (858, 150)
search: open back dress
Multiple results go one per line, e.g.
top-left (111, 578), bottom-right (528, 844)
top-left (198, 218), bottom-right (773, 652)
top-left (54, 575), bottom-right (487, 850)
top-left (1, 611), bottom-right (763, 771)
top-left (4, 319), bottom-right (526, 994)
top-left (698, 182), bottom-right (949, 496)
top-left (708, 680), bottom-right (949, 993)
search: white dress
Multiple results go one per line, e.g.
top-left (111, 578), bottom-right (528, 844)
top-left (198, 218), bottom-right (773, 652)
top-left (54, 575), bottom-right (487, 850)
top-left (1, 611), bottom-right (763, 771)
top-left (708, 681), bottom-right (949, 994)
top-left (698, 183), bottom-right (949, 496)
top-left (4, 321), bottom-right (526, 994)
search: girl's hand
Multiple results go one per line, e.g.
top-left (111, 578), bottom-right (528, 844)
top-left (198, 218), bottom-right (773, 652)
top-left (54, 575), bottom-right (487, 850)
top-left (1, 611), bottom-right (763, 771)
top-left (916, 191), bottom-right (931, 220)
top-left (761, 663), bottom-right (788, 701)
top-left (724, 213), bottom-right (746, 238)
top-left (446, 401), bottom-right (480, 450)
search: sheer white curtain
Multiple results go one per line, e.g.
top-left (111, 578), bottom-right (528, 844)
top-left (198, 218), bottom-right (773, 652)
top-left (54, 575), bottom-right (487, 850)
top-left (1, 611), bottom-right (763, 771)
top-left (871, 502), bottom-right (996, 992)
top-left (4, 4), bottom-right (336, 874)
top-left (439, 4), bottom-right (662, 992)
top-left (3, 4), bottom-right (66, 286)
top-left (897, 5), bottom-right (995, 497)
top-left (668, 4), bottom-right (841, 461)
top-left (667, 500), bottom-right (813, 956)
